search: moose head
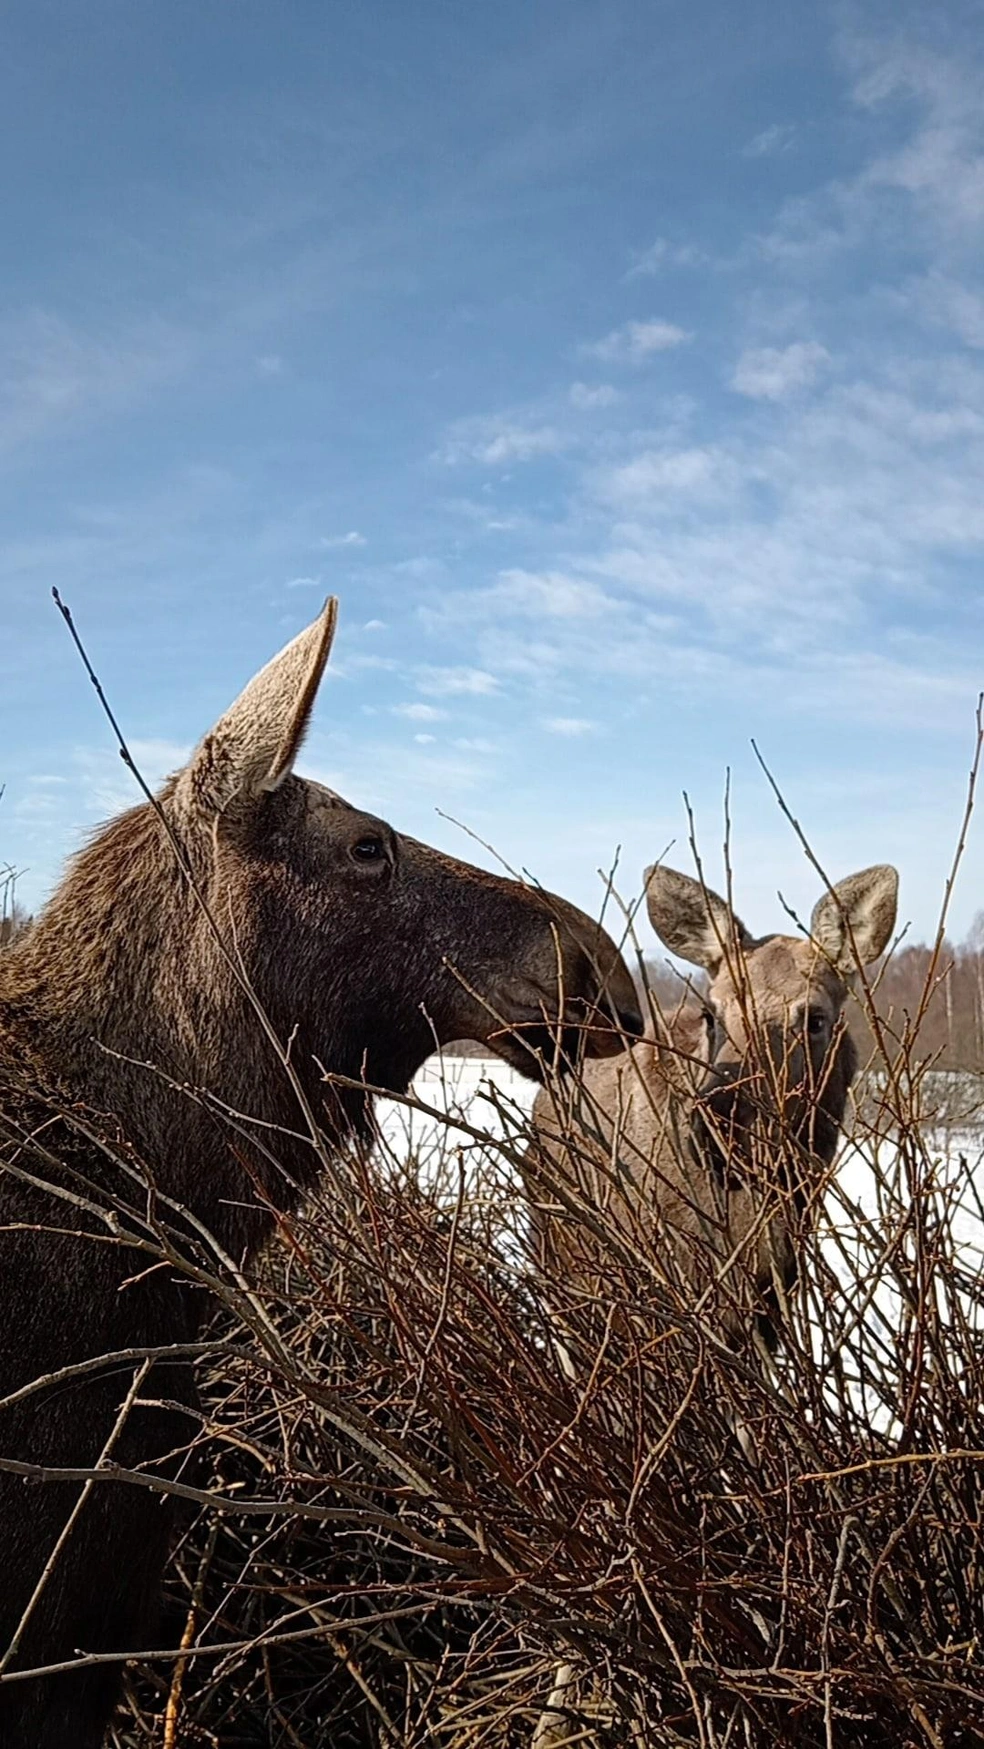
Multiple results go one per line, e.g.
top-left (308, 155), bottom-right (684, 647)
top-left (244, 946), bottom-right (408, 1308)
top-left (644, 861), bottom-right (898, 1333)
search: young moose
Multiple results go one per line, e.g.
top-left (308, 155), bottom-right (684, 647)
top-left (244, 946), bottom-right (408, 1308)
top-left (527, 861), bottom-right (898, 1351)
top-left (526, 861), bottom-right (897, 1749)
top-left (0, 600), bottom-right (642, 1749)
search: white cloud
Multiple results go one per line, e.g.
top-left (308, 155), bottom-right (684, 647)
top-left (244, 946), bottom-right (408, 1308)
top-left (256, 353), bottom-right (283, 376)
top-left (730, 341), bottom-right (830, 401)
top-left (364, 618), bottom-right (386, 630)
top-left (413, 733), bottom-right (436, 744)
top-left (758, 34), bottom-right (984, 267)
top-left (541, 716), bottom-right (595, 736)
top-left (392, 702), bottom-right (447, 721)
top-left (443, 496), bottom-right (525, 533)
top-left (348, 654), bottom-right (398, 672)
top-left (583, 318), bottom-right (691, 363)
top-left (417, 666), bottom-right (500, 696)
top-left (320, 530), bottom-right (366, 548)
top-left (305, 741), bottom-right (490, 810)
top-left (72, 737), bottom-right (191, 817)
top-left (424, 570), bottom-right (616, 640)
top-left (907, 271), bottom-right (984, 349)
top-left (582, 353), bottom-right (984, 652)
top-left (286, 574), bottom-right (321, 589)
top-left (600, 445), bottom-right (740, 507)
top-left (569, 381), bottom-right (619, 408)
top-left (0, 310), bottom-right (193, 452)
top-left (487, 569), bottom-right (613, 619)
top-left (437, 417), bottom-right (569, 466)
top-left (625, 238), bottom-right (704, 278)
top-left (394, 555), bottom-right (444, 579)
top-left (852, 43), bottom-right (984, 241)
top-left (743, 123), bottom-right (796, 159)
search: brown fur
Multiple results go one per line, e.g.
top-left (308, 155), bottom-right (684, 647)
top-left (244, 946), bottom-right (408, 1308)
top-left (0, 602), bottom-right (641, 1748)
top-left (526, 863), bottom-right (898, 1351)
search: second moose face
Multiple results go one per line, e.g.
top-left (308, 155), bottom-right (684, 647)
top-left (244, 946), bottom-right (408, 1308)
top-left (645, 862), bottom-right (898, 1178)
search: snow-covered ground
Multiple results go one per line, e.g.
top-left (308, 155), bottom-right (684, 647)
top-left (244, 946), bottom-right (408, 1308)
top-left (372, 1053), bottom-right (984, 1441)
top-left (376, 1056), bottom-right (984, 1223)
top-left (374, 1053), bottom-right (538, 1187)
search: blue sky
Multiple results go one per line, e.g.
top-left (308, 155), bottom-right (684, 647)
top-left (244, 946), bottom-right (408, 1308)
top-left (2, 0), bottom-right (984, 950)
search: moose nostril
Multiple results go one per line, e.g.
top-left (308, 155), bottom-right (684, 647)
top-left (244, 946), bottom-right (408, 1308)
top-left (713, 1061), bottom-right (742, 1086)
top-left (618, 1005), bottom-right (644, 1038)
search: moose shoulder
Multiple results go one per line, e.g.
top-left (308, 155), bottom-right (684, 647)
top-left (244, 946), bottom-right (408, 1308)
top-left (526, 861), bottom-right (898, 1350)
top-left (0, 600), bottom-right (641, 1749)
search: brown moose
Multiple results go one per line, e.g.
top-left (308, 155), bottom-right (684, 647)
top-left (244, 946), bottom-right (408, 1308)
top-left (525, 860), bottom-right (897, 1749)
top-left (527, 860), bottom-right (899, 1354)
top-left (0, 600), bottom-right (641, 1748)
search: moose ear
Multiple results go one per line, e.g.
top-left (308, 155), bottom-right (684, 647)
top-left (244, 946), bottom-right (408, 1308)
top-left (644, 865), bottom-right (751, 973)
top-left (177, 599), bottom-right (338, 816)
top-left (810, 864), bottom-right (898, 973)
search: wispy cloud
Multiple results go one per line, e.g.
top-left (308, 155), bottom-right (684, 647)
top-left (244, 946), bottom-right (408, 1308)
top-left (417, 666), bottom-right (500, 696)
top-left (599, 445), bottom-right (741, 507)
top-left (569, 381), bottom-right (619, 408)
top-left (582, 318), bottom-right (691, 363)
top-left (481, 569), bottom-right (614, 620)
top-left (625, 238), bottom-right (704, 277)
top-left (743, 123), bottom-right (796, 159)
top-left (850, 38), bottom-right (984, 242)
top-left (392, 702), bottom-right (447, 721)
top-left (436, 416), bottom-right (569, 466)
top-left (730, 341), bottom-right (830, 401)
top-left (348, 653), bottom-right (399, 672)
top-left (71, 737), bottom-right (191, 818)
top-left (0, 310), bottom-right (192, 453)
top-left (905, 270), bottom-right (984, 349)
top-left (319, 530), bottom-right (367, 548)
top-left (758, 32), bottom-right (984, 267)
top-left (541, 716), bottom-right (595, 736)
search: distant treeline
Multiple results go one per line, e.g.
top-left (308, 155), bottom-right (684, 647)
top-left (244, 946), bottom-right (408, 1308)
top-left (0, 859), bottom-right (27, 949)
top-left (0, 910), bottom-right (28, 950)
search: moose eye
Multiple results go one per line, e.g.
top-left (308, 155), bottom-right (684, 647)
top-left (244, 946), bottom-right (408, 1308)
top-left (351, 836), bottom-right (385, 864)
top-left (806, 1008), bottom-right (828, 1037)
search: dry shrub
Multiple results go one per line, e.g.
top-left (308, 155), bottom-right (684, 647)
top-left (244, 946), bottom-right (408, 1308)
top-left (94, 955), bottom-right (984, 1747)
top-left (4, 809), bottom-right (984, 1747)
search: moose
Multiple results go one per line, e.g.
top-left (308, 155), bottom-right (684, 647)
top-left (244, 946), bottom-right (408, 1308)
top-left (525, 860), bottom-right (897, 1749)
top-left (0, 599), bottom-right (642, 1748)
top-left (527, 859), bottom-right (899, 1356)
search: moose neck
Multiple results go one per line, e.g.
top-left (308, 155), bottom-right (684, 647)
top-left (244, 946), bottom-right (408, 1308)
top-left (0, 801), bottom-right (379, 1257)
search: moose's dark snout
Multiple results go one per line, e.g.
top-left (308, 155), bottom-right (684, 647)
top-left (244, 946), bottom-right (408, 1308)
top-left (581, 956), bottom-right (645, 1055)
top-left (700, 1059), bottom-right (747, 1111)
top-left (599, 981), bottom-right (643, 1041)
top-left (617, 1001), bottom-right (645, 1039)
top-left (692, 1061), bottom-right (759, 1183)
